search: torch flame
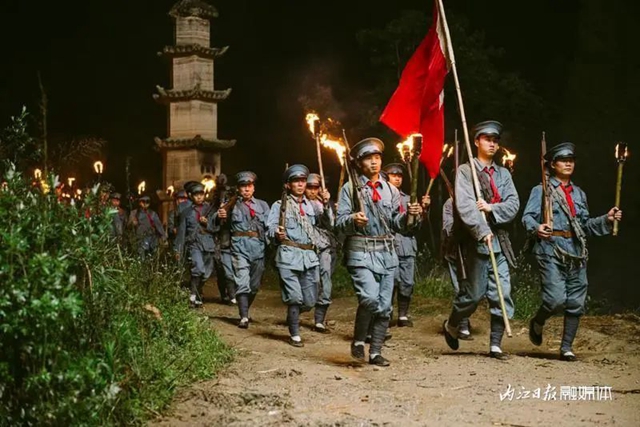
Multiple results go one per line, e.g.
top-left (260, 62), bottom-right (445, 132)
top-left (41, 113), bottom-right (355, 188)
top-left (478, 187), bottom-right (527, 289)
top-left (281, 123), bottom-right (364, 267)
top-left (34, 168), bottom-right (42, 180)
top-left (76, 189), bottom-right (82, 196)
top-left (305, 113), bottom-right (320, 137)
top-left (167, 185), bottom-right (175, 196)
top-left (446, 145), bottom-right (454, 159)
top-left (67, 177), bottom-right (76, 187)
top-left (320, 134), bottom-right (346, 165)
top-left (201, 177), bottom-right (215, 193)
top-left (502, 148), bottom-right (517, 166)
top-left (137, 181), bottom-right (146, 195)
top-left (396, 135), bottom-right (415, 160)
top-left (615, 142), bottom-right (629, 161)
top-left (93, 161), bottom-right (104, 174)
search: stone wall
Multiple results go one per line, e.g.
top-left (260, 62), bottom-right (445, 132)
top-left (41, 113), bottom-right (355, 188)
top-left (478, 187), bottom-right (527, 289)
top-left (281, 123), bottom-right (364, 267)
top-left (175, 17), bottom-right (210, 46)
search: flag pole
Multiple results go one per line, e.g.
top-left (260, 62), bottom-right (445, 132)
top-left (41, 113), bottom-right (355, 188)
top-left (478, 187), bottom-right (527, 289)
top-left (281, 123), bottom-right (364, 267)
top-left (436, 0), bottom-right (512, 337)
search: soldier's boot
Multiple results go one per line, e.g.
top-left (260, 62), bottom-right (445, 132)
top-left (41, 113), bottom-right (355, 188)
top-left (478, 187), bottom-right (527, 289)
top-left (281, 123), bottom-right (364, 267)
top-left (313, 304), bottom-right (330, 333)
top-left (237, 293), bottom-right (250, 329)
top-left (197, 278), bottom-right (206, 306)
top-left (397, 295), bottom-right (413, 327)
top-left (217, 272), bottom-right (229, 304)
top-left (189, 277), bottom-right (201, 308)
top-left (369, 315), bottom-right (391, 366)
top-left (560, 314), bottom-right (580, 362)
top-left (287, 304), bottom-right (303, 347)
top-left (459, 317), bottom-right (473, 340)
top-left (352, 305), bottom-right (372, 360)
top-left (489, 314), bottom-right (509, 360)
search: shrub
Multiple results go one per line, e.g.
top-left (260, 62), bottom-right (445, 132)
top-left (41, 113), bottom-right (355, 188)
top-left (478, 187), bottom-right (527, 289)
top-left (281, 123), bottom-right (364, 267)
top-left (0, 167), bottom-right (232, 426)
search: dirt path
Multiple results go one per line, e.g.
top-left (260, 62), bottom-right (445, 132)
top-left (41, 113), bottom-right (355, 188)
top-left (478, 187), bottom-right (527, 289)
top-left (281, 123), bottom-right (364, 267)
top-left (153, 288), bottom-right (640, 426)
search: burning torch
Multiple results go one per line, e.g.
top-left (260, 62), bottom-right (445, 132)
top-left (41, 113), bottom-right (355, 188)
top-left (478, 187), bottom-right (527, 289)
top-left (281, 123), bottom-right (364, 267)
top-left (320, 133), bottom-right (347, 194)
top-left (396, 136), bottom-right (415, 181)
top-left (501, 148), bottom-right (517, 173)
top-left (306, 113), bottom-right (326, 194)
top-left (613, 142), bottom-right (628, 236)
top-left (93, 161), bottom-right (104, 182)
top-left (166, 185), bottom-right (175, 198)
top-left (137, 181), bottom-right (146, 195)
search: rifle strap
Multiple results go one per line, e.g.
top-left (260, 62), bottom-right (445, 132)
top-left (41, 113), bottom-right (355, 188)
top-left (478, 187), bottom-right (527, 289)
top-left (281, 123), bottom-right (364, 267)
top-left (550, 186), bottom-right (588, 263)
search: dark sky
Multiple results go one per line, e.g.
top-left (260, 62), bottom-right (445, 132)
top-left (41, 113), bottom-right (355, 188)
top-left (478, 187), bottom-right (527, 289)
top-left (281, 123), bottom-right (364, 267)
top-left (1, 0), bottom-right (638, 308)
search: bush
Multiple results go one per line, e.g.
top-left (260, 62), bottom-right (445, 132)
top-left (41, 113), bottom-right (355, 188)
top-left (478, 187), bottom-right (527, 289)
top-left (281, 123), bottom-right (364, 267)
top-left (0, 168), bottom-right (232, 426)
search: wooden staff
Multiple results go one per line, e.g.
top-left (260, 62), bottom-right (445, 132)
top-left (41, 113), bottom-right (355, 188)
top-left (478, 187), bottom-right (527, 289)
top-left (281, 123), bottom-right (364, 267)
top-left (407, 134), bottom-right (422, 227)
top-left (338, 160), bottom-right (346, 193)
top-left (613, 142), bottom-right (628, 236)
top-left (436, 0), bottom-right (511, 337)
top-left (313, 119), bottom-right (327, 192)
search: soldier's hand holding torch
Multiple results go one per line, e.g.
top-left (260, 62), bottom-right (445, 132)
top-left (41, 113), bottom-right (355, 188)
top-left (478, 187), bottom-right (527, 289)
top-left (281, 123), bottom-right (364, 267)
top-left (199, 216), bottom-right (208, 225)
top-left (352, 211), bottom-right (368, 228)
top-left (537, 223), bottom-right (552, 240)
top-left (407, 203), bottom-right (423, 217)
top-left (607, 207), bottom-right (622, 223)
top-left (321, 189), bottom-right (331, 205)
top-left (276, 226), bottom-right (287, 242)
top-left (217, 208), bottom-right (228, 220)
top-left (421, 195), bottom-right (431, 209)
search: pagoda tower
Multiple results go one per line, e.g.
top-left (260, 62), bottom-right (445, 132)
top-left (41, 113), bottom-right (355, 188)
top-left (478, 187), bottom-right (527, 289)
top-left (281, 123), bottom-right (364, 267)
top-left (154, 0), bottom-right (235, 191)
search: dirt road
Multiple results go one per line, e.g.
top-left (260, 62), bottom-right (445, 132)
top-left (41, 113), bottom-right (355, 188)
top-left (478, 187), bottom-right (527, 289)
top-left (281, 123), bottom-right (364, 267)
top-left (154, 289), bottom-right (640, 426)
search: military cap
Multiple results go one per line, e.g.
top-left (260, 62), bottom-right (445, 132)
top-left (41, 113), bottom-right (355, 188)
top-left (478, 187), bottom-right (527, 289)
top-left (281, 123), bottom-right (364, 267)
top-left (182, 180), bottom-right (198, 193)
top-left (174, 189), bottom-right (187, 199)
top-left (350, 137), bottom-right (385, 160)
top-left (545, 142), bottom-right (576, 162)
top-left (382, 163), bottom-right (405, 175)
top-left (110, 192), bottom-right (122, 200)
top-left (473, 120), bottom-right (503, 140)
top-left (138, 194), bottom-right (151, 202)
top-left (283, 164), bottom-right (310, 183)
top-left (236, 171), bottom-right (257, 185)
top-left (189, 183), bottom-right (205, 194)
top-left (307, 173), bottom-right (322, 187)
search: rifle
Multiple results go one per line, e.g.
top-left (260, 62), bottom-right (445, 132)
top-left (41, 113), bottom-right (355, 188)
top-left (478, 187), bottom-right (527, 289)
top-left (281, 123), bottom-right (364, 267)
top-left (341, 129), bottom-right (366, 214)
top-left (278, 164), bottom-right (289, 230)
top-left (541, 132), bottom-right (553, 229)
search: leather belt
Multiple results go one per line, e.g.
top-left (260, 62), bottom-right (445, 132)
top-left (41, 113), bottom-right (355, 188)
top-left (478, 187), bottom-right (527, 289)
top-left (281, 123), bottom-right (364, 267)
top-left (281, 239), bottom-right (315, 251)
top-left (552, 230), bottom-right (574, 238)
top-left (346, 235), bottom-right (395, 252)
top-left (232, 231), bottom-right (259, 238)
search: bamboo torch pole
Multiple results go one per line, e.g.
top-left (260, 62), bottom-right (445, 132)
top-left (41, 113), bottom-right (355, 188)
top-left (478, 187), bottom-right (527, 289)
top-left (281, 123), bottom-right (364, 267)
top-left (613, 142), bottom-right (628, 236)
top-left (436, 0), bottom-right (511, 337)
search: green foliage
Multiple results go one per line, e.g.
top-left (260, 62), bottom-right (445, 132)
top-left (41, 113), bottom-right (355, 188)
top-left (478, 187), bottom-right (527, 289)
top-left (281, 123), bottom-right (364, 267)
top-left (0, 167), bottom-right (231, 425)
top-left (0, 107), bottom-right (41, 175)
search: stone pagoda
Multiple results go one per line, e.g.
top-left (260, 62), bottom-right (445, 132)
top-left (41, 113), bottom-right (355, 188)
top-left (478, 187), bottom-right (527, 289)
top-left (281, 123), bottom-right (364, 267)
top-left (154, 0), bottom-right (235, 191)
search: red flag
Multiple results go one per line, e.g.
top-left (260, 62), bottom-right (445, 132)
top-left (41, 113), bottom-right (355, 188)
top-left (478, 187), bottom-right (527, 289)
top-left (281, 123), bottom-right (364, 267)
top-left (379, 0), bottom-right (450, 179)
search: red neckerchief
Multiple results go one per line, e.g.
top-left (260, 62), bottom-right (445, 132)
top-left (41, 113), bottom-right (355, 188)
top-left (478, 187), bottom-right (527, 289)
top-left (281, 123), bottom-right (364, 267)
top-left (561, 183), bottom-right (576, 217)
top-left (245, 200), bottom-right (255, 218)
top-left (297, 197), bottom-right (305, 216)
top-left (195, 205), bottom-right (203, 222)
top-left (482, 166), bottom-right (502, 204)
top-left (143, 209), bottom-right (154, 228)
top-left (366, 181), bottom-right (382, 202)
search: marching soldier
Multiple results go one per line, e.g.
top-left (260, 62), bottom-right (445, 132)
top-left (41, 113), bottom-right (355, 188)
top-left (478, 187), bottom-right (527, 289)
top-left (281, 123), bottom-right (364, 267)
top-left (128, 194), bottom-right (166, 259)
top-left (305, 173), bottom-right (337, 333)
top-left (217, 171), bottom-right (270, 328)
top-left (382, 163), bottom-right (421, 327)
top-left (336, 138), bottom-right (422, 366)
top-left (442, 197), bottom-right (472, 339)
top-left (266, 165), bottom-right (332, 347)
top-left (442, 121), bottom-right (520, 360)
top-left (212, 175), bottom-right (236, 305)
top-left (168, 189), bottom-right (189, 241)
top-left (522, 142), bottom-right (622, 361)
top-left (174, 182), bottom-right (218, 308)
top-left (109, 192), bottom-right (127, 240)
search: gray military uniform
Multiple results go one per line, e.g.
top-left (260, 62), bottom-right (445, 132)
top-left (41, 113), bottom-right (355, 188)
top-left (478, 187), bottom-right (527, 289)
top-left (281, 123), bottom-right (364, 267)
top-left (394, 191), bottom-right (419, 319)
top-left (522, 176), bottom-right (611, 353)
top-left (267, 194), bottom-right (331, 338)
top-left (309, 198), bottom-right (337, 327)
top-left (174, 202), bottom-right (218, 304)
top-left (128, 208), bottom-right (166, 259)
top-left (448, 158), bottom-right (520, 349)
top-left (230, 197), bottom-right (270, 319)
top-left (336, 175), bottom-right (412, 357)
